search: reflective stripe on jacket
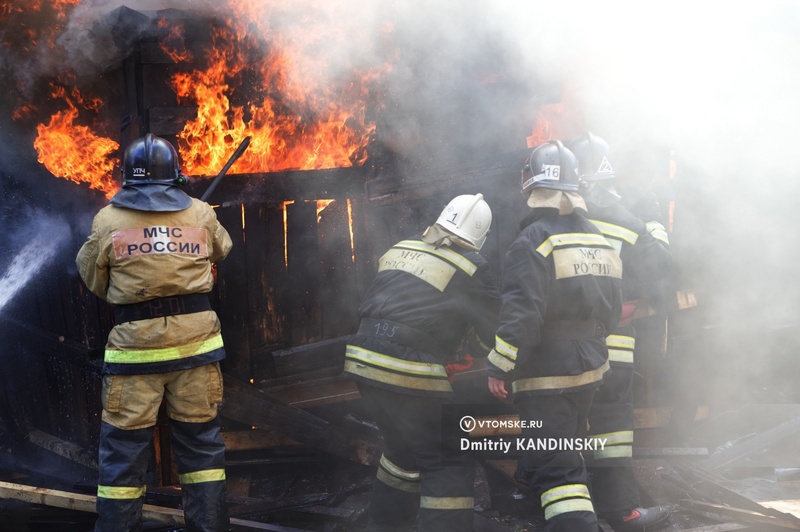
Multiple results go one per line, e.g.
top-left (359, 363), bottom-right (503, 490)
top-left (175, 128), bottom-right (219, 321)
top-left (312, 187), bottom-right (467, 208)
top-left (587, 200), bottom-right (673, 366)
top-left (76, 197), bottom-right (232, 374)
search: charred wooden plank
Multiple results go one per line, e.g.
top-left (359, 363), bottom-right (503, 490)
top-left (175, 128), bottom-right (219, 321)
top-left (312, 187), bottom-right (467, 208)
top-left (221, 374), bottom-right (379, 466)
top-left (680, 499), bottom-right (800, 530)
top-left (215, 204), bottom-right (252, 380)
top-left (26, 429), bottom-right (97, 471)
top-left (221, 430), bottom-right (299, 451)
top-left (271, 336), bottom-right (350, 378)
top-left (183, 167), bottom-right (368, 205)
top-left (287, 201), bottom-right (322, 345)
top-left (265, 375), bottom-right (360, 409)
top-left (698, 416), bottom-right (800, 472)
top-left (317, 199), bottom-right (360, 338)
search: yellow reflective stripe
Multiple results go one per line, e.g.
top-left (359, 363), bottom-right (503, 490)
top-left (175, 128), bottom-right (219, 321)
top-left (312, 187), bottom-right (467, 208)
top-left (536, 233), bottom-right (610, 257)
top-left (544, 498), bottom-right (595, 520)
top-left (541, 483), bottom-right (591, 507)
top-left (608, 348), bottom-right (634, 364)
top-left (488, 349), bottom-right (515, 373)
top-left (97, 485), bottom-right (145, 500)
top-left (344, 360), bottom-right (452, 392)
top-left (646, 221), bottom-right (670, 245)
top-left (105, 334), bottom-right (223, 364)
top-left (419, 496), bottom-right (474, 510)
top-left (594, 430), bottom-right (634, 445)
top-left (512, 360), bottom-right (609, 393)
top-left (588, 219), bottom-right (639, 246)
top-left (395, 240), bottom-right (478, 276)
top-left (345, 346), bottom-right (448, 377)
top-left (595, 445), bottom-right (633, 459)
top-left (380, 455), bottom-right (420, 481)
top-left (494, 335), bottom-right (517, 360)
top-left (179, 468), bottom-right (226, 485)
top-left (377, 467), bottom-right (421, 492)
top-left (606, 334), bottom-right (634, 350)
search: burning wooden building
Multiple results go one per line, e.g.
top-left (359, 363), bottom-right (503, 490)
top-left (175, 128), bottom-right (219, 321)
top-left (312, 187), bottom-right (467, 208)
top-left (2, 2), bottom-right (799, 531)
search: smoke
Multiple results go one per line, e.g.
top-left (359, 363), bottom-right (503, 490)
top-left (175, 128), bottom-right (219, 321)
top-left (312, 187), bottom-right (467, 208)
top-left (2, 0), bottom-right (798, 403)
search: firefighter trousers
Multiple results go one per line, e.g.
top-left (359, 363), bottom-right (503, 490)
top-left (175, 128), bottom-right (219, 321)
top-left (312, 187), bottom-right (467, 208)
top-left (515, 389), bottom-right (598, 532)
top-left (357, 383), bottom-right (475, 532)
top-left (95, 364), bottom-right (228, 532)
top-left (587, 364), bottom-right (639, 516)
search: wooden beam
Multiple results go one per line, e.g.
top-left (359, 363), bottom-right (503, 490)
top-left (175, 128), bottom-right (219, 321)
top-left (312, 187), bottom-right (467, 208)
top-left (0, 480), bottom-right (310, 531)
top-left (0, 480), bottom-right (183, 526)
top-left (222, 374), bottom-right (380, 466)
top-left (26, 429), bottom-right (98, 471)
top-left (221, 430), bottom-right (299, 452)
top-left (680, 499), bottom-right (800, 530)
top-left (698, 416), bottom-right (800, 472)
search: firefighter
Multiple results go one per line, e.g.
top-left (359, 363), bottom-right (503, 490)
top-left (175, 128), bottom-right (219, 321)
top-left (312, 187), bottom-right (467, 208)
top-left (76, 133), bottom-right (232, 532)
top-left (343, 193), bottom-right (500, 532)
top-left (568, 131), bottom-right (673, 531)
top-left (487, 140), bottom-right (623, 532)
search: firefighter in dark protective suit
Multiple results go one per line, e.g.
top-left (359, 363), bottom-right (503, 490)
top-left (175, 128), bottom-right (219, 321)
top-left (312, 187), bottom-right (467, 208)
top-left (343, 193), bottom-right (500, 532)
top-left (76, 134), bottom-right (232, 532)
top-left (568, 132), bottom-right (673, 531)
top-left (487, 140), bottom-right (623, 532)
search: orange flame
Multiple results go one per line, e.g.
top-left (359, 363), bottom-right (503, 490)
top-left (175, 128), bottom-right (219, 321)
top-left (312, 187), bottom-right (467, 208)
top-left (316, 200), bottom-right (334, 223)
top-left (167, 12), bottom-right (380, 177)
top-left (346, 199), bottom-right (355, 262)
top-left (33, 85), bottom-right (119, 197)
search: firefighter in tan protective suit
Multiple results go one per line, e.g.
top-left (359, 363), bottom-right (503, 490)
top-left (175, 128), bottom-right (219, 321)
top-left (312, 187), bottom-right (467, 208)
top-left (76, 133), bottom-right (232, 532)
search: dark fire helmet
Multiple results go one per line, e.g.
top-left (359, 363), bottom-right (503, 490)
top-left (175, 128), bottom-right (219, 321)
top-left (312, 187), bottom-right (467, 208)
top-left (521, 140), bottom-right (580, 194)
top-left (122, 133), bottom-right (187, 187)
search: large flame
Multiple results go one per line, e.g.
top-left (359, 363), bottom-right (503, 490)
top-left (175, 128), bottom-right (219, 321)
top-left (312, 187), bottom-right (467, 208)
top-left (17, 0), bottom-right (385, 192)
top-left (33, 85), bottom-right (119, 197)
top-left (168, 13), bottom-right (380, 176)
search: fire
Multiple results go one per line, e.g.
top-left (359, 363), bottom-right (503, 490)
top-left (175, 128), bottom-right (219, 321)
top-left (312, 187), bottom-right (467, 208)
top-left (33, 85), bottom-right (119, 197)
top-left (316, 200), bottom-right (335, 223)
top-left (282, 200), bottom-right (295, 268)
top-left (527, 103), bottom-right (564, 148)
top-left (166, 7), bottom-right (381, 176)
top-left (346, 199), bottom-right (355, 262)
top-left (18, 0), bottom-right (385, 192)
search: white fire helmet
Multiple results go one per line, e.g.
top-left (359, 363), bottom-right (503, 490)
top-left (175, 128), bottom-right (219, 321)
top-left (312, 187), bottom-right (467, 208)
top-left (434, 193), bottom-right (492, 251)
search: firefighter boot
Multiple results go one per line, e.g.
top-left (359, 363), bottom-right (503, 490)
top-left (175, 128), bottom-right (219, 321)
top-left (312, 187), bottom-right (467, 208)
top-left (607, 505), bottom-right (671, 531)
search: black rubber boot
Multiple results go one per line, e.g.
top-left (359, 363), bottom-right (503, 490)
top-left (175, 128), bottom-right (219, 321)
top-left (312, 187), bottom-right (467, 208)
top-left (606, 505), bottom-right (671, 531)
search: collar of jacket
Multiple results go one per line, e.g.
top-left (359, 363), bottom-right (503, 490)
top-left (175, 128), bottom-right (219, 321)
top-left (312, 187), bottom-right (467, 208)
top-left (110, 184), bottom-right (193, 212)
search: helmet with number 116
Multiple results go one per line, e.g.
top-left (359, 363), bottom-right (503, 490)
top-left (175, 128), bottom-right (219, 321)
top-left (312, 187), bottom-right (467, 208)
top-left (434, 193), bottom-right (492, 251)
top-left (521, 140), bottom-right (580, 194)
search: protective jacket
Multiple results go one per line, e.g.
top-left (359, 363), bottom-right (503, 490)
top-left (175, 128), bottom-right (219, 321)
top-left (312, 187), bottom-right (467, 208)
top-left (344, 237), bottom-right (500, 397)
top-left (76, 197), bottom-right (232, 375)
top-left (586, 198), bottom-right (673, 519)
top-left (487, 208), bottom-right (623, 397)
top-left (587, 200), bottom-right (671, 367)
